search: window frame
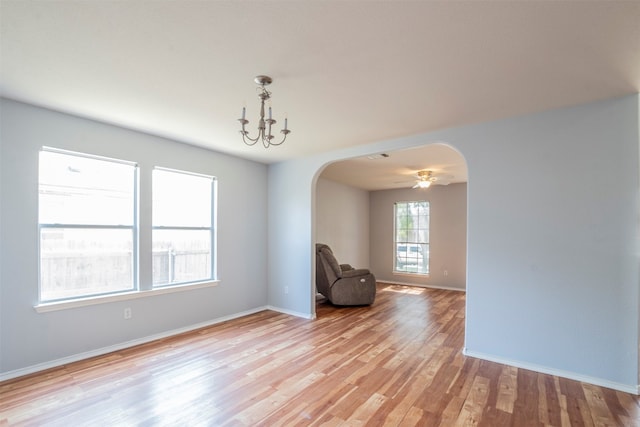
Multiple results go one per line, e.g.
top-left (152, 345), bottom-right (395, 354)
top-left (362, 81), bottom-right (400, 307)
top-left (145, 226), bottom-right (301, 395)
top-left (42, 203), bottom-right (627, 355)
top-left (393, 200), bottom-right (430, 275)
top-left (151, 166), bottom-right (217, 287)
top-left (38, 147), bottom-right (139, 303)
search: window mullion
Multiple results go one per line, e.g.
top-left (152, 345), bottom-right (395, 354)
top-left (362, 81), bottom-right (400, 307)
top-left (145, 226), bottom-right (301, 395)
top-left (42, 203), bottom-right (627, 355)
top-left (40, 224), bottom-right (134, 229)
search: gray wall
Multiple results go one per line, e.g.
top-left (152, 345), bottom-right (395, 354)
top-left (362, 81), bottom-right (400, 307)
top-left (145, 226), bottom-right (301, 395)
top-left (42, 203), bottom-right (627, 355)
top-left (3, 95), bottom-right (639, 392)
top-left (315, 178), bottom-right (370, 268)
top-left (0, 99), bottom-right (268, 376)
top-left (267, 95), bottom-right (639, 392)
top-left (370, 183), bottom-right (467, 290)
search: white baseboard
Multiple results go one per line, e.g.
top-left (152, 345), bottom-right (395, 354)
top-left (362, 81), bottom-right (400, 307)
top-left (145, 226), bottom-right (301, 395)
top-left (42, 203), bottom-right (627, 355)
top-left (0, 306), bottom-right (270, 382)
top-left (267, 305), bottom-right (315, 320)
top-left (380, 280), bottom-right (466, 292)
top-left (463, 348), bottom-right (639, 395)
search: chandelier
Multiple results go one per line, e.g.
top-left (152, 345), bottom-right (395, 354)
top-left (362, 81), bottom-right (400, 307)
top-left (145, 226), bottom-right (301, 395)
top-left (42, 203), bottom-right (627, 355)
top-left (238, 75), bottom-right (291, 148)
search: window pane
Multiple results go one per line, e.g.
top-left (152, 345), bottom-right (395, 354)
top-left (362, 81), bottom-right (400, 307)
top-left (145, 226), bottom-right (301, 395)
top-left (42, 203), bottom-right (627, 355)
top-left (39, 149), bottom-right (137, 303)
top-left (153, 229), bottom-right (211, 286)
top-left (153, 169), bottom-right (212, 227)
top-left (394, 201), bottom-right (429, 274)
top-left (40, 228), bottom-right (134, 301)
top-left (39, 150), bottom-right (135, 225)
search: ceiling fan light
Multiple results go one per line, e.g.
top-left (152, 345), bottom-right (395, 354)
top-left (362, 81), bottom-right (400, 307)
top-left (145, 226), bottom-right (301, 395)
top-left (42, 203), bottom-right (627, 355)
top-left (417, 180), bottom-right (431, 188)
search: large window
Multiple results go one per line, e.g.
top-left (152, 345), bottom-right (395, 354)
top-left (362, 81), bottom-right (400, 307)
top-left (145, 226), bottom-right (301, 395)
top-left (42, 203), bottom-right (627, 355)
top-left (39, 148), bottom-right (138, 302)
top-left (394, 201), bottom-right (429, 274)
top-left (152, 168), bottom-right (215, 286)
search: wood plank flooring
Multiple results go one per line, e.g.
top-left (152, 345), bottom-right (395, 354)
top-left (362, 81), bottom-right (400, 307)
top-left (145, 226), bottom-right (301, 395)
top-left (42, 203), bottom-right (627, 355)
top-left (1, 283), bottom-right (639, 426)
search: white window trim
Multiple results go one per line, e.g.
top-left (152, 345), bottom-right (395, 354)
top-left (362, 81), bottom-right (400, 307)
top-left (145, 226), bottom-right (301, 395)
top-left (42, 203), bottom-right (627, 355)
top-left (392, 271), bottom-right (431, 277)
top-left (36, 149), bottom-right (220, 311)
top-left (152, 166), bottom-right (217, 287)
top-left (393, 201), bottom-right (430, 276)
top-left (34, 280), bottom-right (220, 313)
top-left (39, 147), bottom-right (139, 303)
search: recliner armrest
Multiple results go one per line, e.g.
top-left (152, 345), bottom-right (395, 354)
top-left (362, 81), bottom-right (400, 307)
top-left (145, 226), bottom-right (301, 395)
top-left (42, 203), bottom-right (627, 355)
top-left (340, 264), bottom-right (353, 271)
top-left (342, 269), bottom-right (371, 278)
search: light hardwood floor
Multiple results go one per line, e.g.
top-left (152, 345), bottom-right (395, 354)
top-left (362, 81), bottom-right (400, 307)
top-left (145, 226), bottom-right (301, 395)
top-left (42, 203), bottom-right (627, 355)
top-left (1, 283), bottom-right (639, 426)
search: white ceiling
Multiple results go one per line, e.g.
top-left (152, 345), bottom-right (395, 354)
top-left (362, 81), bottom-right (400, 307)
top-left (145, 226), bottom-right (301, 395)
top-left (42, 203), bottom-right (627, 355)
top-left (1, 1), bottom-right (639, 169)
top-left (321, 144), bottom-right (468, 191)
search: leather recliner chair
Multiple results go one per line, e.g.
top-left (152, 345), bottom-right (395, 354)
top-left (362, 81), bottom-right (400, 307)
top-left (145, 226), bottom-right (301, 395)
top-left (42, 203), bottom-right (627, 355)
top-left (315, 243), bottom-right (376, 306)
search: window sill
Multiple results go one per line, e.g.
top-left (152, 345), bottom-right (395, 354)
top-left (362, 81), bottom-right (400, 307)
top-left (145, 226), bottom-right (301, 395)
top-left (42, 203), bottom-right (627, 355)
top-left (34, 280), bottom-right (220, 313)
top-left (392, 271), bottom-right (429, 277)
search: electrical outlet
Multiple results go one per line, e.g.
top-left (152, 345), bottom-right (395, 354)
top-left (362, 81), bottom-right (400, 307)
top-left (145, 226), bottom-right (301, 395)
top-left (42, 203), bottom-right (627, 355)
top-left (284, 286), bottom-right (289, 294)
top-left (124, 307), bottom-right (132, 319)
top-left (443, 270), bottom-right (448, 277)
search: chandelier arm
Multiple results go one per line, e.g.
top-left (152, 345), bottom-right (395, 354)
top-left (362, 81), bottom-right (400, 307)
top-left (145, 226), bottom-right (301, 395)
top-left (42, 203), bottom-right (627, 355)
top-left (241, 132), bottom-right (260, 145)
top-left (238, 118), bottom-right (260, 144)
top-left (266, 131), bottom-right (290, 147)
top-left (266, 118), bottom-right (275, 143)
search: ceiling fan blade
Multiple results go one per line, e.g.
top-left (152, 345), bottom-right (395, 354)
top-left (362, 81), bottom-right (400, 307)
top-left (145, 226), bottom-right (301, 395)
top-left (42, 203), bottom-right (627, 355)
top-left (433, 178), bottom-right (452, 185)
top-left (431, 174), bottom-right (454, 185)
top-left (433, 173), bottom-right (454, 180)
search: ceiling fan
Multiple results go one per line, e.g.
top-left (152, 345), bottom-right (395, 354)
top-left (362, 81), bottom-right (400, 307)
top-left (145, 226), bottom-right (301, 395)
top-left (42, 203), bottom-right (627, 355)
top-left (411, 170), bottom-right (453, 189)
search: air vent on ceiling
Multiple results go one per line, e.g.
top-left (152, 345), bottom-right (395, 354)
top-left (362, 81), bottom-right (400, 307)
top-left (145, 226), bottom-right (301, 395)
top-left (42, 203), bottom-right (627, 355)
top-left (367, 153), bottom-right (390, 160)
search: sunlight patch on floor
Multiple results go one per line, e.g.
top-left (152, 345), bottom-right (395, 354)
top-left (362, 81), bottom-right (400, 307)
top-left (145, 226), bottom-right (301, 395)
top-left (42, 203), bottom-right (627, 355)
top-left (379, 285), bottom-right (425, 295)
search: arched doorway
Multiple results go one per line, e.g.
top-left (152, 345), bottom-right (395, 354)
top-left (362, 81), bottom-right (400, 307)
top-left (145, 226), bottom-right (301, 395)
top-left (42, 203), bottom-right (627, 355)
top-left (312, 143), bottom-right (468, 316)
